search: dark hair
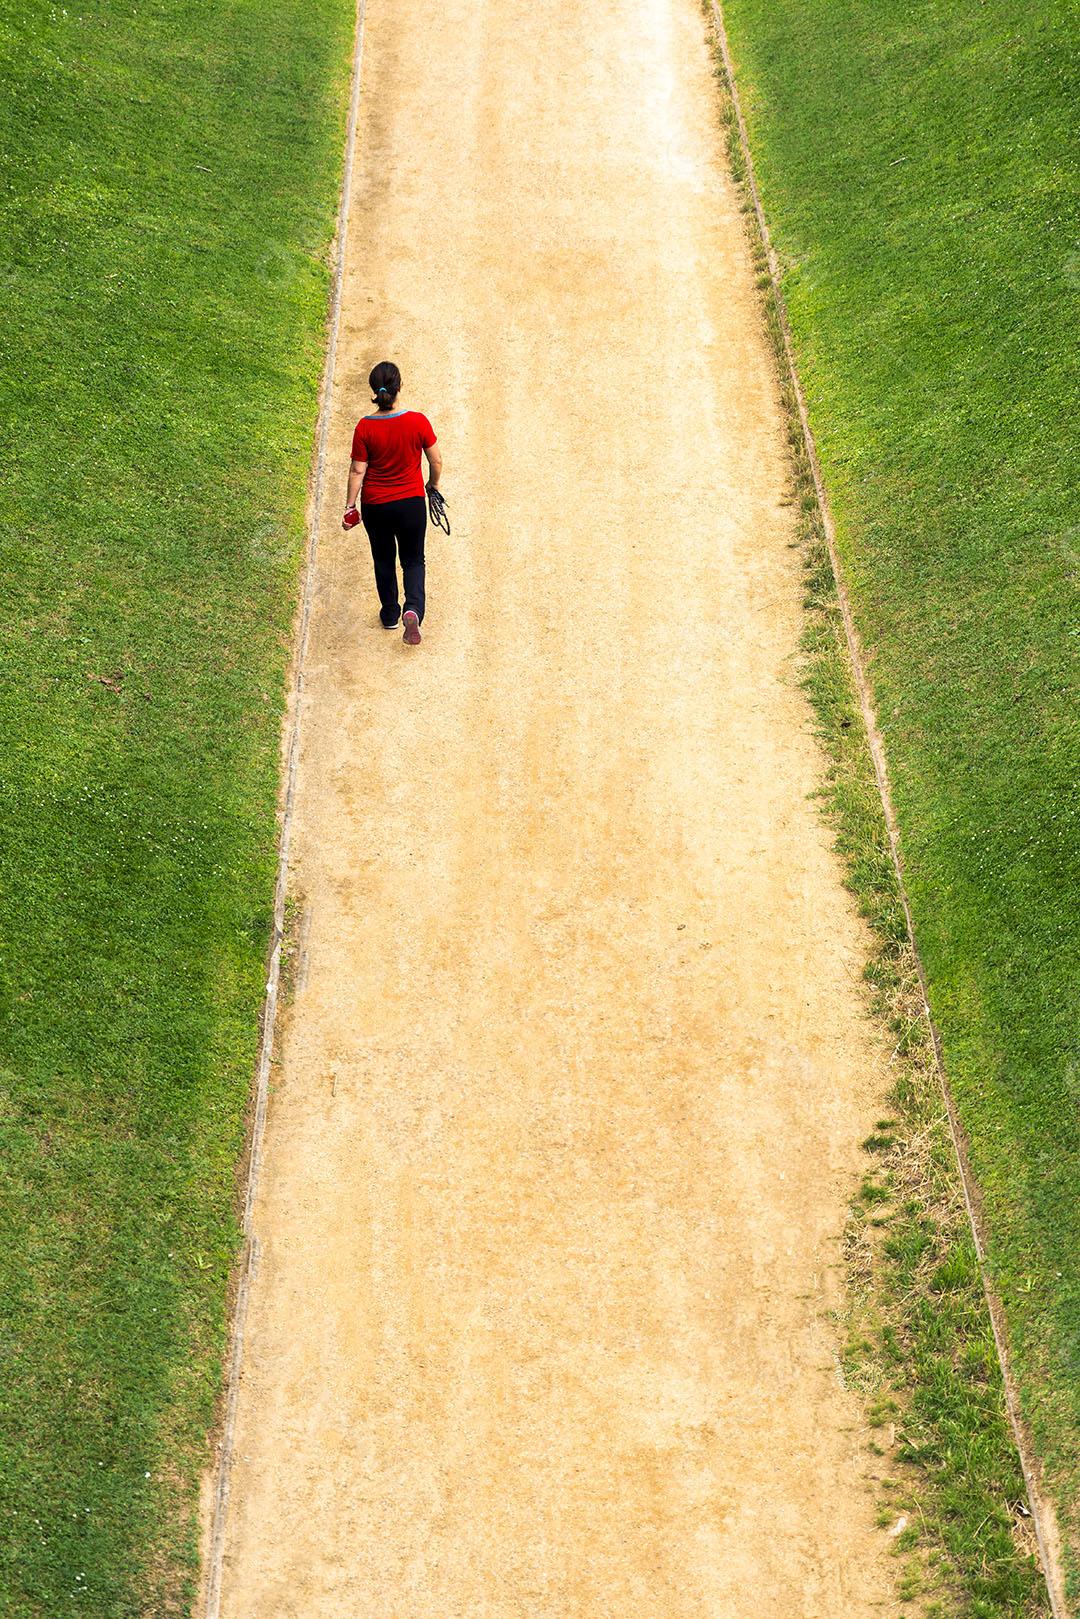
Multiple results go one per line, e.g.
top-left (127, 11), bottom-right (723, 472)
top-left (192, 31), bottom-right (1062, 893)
top-left (369, 360), bottom-right (401, 410)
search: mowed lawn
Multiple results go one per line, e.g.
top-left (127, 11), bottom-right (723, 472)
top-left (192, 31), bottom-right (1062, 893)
top-left (0, 1), bottom-right (352, 1611)
top-left (720, 0), bottom-right (1080, 1594)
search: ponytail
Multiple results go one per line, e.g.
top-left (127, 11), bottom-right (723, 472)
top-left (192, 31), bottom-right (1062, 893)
top-left (369, 360), bottom-right (402, 410)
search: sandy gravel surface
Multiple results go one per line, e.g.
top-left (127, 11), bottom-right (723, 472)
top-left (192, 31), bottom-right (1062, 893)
top-left (208, 0), bottom-right (900, 1610)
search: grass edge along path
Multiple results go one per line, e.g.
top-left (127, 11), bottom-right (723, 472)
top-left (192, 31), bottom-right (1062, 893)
top-left (0, 2), bottom-right (355, 1612)
top-left (708, 1), bottom-right (1079, 1607)
top-left (703, 5), bottom-right (1060, 1615)
top-left (199, 5), bottom-right (365, 1612)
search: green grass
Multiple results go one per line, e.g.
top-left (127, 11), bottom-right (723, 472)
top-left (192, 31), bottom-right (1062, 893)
top-left (0, 1), bottom-right (353, 1610)
top-left (714, 0), bottom-right (1080, 1602)
top-left (707, 44), bottom-right (1052, 1597)
top-left (717, 80), bottom-right (1052, 1599)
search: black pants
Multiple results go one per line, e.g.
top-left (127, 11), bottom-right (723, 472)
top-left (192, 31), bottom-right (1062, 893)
top-left (360, 496), bottom-right (426, 625)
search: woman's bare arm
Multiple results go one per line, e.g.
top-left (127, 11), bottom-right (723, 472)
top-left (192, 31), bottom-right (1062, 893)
top-left (345, 456), bottom-right (366, 515)
top-left (424, 443), bottom-right (443, 489)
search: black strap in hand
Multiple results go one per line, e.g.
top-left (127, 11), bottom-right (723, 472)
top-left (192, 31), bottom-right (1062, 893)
top-left (427, 484), bottom-right (450, 535)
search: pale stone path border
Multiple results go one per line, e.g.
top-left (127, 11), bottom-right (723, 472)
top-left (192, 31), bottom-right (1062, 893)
top-left (197, 4), bottom-right (368, 1613)
top-left (707, 3), bottom-right (1065, 1608)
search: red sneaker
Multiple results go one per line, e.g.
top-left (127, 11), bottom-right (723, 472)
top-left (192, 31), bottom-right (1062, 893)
top-left (402, 610), bottom-right (421, 646)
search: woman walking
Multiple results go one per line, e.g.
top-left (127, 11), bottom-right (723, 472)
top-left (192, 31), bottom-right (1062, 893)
top-left (342, 361), bottom-right (443, 645)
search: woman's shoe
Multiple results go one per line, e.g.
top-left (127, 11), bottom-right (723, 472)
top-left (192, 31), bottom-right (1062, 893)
top-left (402, 610), bottom-right (421, 646)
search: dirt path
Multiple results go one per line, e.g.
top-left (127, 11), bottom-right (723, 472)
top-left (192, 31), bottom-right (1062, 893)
top-left (207, 0), bottom-right (901, 1611)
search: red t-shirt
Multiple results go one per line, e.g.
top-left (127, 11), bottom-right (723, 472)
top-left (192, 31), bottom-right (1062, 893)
top-left (351, 410), bottom-right (436, 504)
